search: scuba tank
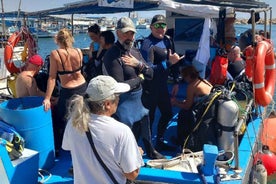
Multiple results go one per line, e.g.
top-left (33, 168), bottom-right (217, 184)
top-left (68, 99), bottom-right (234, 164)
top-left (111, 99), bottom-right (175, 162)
top-left (216, 92), bottom-right (239, 152)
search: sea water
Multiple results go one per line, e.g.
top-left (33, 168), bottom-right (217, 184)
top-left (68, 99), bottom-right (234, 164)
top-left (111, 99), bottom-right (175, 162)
top-left (36, 25), bottom-right (276, 101)
top-left (37, 29), bottom-right (151, 59)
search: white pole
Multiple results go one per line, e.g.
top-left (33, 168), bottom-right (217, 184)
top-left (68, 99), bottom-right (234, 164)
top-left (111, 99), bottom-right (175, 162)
top-left (1, 0), bottom-right (6, 41)
top-left (15, 0), bottom-right (22, 29)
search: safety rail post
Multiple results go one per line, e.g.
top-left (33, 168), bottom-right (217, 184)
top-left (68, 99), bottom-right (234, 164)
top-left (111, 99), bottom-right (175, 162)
top-left (233, 99), bottom-right (254, 170)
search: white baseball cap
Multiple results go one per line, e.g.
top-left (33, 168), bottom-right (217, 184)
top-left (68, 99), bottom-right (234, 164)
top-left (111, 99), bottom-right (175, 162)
top-left (86, 75), bottom-right (130, 101)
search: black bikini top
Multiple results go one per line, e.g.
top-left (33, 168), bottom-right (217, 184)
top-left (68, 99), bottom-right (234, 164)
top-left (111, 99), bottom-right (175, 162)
top-left (56, 49), bottom-right (82, 75)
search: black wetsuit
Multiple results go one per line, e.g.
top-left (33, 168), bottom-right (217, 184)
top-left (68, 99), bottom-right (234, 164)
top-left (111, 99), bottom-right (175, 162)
top-left (102, 41), bottom-right (165, 159)
top-left (83, 49), bottom-right (107, 82)
top-left (140, 34), bottom-right (179, 143)
top-left (103, 41), bottom-right (153, 126)
top-left (227, 58), bottom-right (245, 80)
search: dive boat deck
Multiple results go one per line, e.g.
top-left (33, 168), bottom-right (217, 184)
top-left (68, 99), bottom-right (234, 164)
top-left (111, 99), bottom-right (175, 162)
top-left (0, 0), bottom-right (272, 183)
top-left (138, 113), bottom-right (261, 184)
top-left (38, 150), bottom-right (73, 183)
top-left (36, 82), bottom-right (262, 184)
top-left (38, 107), bottom-right (261, 184)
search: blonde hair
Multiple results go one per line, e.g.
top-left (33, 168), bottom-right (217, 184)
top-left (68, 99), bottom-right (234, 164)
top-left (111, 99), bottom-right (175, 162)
top-left (55, 28), bottom-right (74, 48)
top-left (66, 94), bottom-right (117, 133)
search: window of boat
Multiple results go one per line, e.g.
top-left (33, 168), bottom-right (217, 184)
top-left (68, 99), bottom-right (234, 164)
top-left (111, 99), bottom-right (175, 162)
top-left (174, 18), bottom-right (204, 42)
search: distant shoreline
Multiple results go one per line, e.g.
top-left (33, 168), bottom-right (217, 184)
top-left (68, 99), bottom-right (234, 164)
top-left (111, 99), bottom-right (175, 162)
top-left (235, 18), bottom-right (276, 24)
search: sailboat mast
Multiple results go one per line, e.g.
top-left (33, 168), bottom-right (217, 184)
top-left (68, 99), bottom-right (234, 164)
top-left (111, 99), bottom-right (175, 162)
top-left (16, 0), bottom-right (23, 27)
top-left (1, 0), bottom-right (6, 40)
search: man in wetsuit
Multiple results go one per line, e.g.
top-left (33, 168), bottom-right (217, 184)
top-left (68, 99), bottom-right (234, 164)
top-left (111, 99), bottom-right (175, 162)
top-left (227, 45), bottom-right (245, 80)
top-left (140, 14), bottom-right (184, 151)
top-left (103, 17), bottom-right (164, 159)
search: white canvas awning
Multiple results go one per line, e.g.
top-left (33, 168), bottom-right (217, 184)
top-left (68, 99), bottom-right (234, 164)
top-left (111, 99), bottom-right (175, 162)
top-left (159, 0), bottom-right (235, 18)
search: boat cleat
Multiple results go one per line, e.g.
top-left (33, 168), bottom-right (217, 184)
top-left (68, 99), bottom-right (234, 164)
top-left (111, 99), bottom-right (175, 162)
top-left (219, 167), bottom-right (242, 181)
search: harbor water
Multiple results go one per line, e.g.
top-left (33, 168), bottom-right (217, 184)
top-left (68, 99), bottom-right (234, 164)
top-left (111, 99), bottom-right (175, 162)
top-left (37, 29), bottom-right (151, 60)
top-left (37, 24), bottom-right (276, 58)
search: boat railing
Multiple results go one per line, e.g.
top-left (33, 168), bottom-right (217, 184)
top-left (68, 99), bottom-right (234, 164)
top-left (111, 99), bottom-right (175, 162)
top-left (233, 99), bottom-right (254, 170)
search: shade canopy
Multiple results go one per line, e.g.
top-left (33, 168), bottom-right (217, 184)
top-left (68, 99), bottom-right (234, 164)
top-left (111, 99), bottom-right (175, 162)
top-left (21, 0), bottom-right (269, 18)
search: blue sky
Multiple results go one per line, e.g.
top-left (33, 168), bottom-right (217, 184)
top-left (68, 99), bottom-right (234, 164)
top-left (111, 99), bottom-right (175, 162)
top-left (3, 0), bottom-right (276, 18)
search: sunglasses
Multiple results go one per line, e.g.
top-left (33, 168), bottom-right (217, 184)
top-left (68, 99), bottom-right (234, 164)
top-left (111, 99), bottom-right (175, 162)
top-left (153, 23), bottom-right (167, 29)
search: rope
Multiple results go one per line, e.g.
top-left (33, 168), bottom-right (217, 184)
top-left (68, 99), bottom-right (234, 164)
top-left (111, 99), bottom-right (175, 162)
top-left (38, 169), bottom-right (52, 184)
top-left (11, 26), bottom-right (38, 66)
top-left (267, 99), bottom-right (275, 117)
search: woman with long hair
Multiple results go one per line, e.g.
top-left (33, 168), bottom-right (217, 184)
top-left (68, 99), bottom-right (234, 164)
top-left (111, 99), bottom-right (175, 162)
top-left (43, 28), bottom-right (87, 151)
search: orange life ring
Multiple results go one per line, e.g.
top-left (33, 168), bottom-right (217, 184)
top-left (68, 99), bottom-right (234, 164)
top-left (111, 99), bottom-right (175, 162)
top-left (253, 40), bottom-right (275, 107)
top-left (4, 32), bottom-right (22, 73)
top-left (4, 27), bottom-right (37, 74)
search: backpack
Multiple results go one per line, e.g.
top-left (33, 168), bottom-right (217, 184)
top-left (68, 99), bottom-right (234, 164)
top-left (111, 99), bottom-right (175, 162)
top-left (0, 120), bottom-right (25, 160)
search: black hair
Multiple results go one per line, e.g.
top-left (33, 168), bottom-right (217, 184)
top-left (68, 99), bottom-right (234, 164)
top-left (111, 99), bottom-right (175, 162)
top-left (259, 30), bottom-right (270, 39)
top-left (100, 30), bottom-right (115, 45)
top-left (181, 65), bottom-right (199, 80)
top-left (238, 29), bottom-right (258, 51)
top-left (88, 24), bottom-right (101, 34)
top-left (181, 66), bottom-right (212, 87)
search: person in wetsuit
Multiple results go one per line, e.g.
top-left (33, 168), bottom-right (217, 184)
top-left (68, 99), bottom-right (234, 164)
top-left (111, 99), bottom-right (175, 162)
top-left (227, 45), bottom-right (245, 80)
top-left (94, 30), bottom-right (115, 77)
top-left (43, 28), bottom-right (87, 151)
top-left (140, 14), bottom-right (184, 151)
top-left (84, 30), bottom-right (115, 81)
top-left (87, 23), bottom-right (101, 60)
top-left (103, 17), bottom-right (164, 159)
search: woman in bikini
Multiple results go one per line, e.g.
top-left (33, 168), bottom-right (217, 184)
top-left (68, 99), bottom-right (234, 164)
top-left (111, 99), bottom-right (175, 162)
top-left (43, 28), bottom-right (87, 151)
top-left (171, 66), bottom-right (212, 110)
top-left (171, 66), bottom-right (213, 146)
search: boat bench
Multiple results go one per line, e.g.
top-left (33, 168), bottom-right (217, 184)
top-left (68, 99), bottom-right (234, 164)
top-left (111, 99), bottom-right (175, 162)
top-left (0, 143), bottom-right (39, 184)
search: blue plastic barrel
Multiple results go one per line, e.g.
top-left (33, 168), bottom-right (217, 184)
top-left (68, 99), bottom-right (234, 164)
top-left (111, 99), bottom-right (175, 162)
top-left (0, 96), bottom-right (55, 169)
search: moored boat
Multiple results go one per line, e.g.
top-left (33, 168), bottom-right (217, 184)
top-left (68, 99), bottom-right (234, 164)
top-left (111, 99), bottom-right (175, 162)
top-left (29, 27), bottom-right (57, 38)
top-left (136, 23), bottom-right (150, 29)
top-left (0, 0), bottom-right (275, 184)
top-left (106, 25), bottom-right (116, 31)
